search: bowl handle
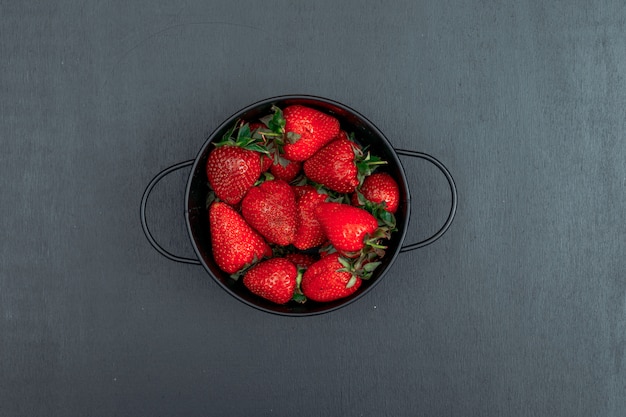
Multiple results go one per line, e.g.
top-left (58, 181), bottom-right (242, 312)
top-left (395, 149), bottom-right (458, 253)
top-left (140, 160), bottom-right (202, 265)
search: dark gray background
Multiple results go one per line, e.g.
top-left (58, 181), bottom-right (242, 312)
top-left (2, 1), bottom-right (625, 416)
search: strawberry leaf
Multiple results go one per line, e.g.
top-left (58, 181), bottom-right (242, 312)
top-left (216, 120), bottom-right (273, 156)
top-left (292, 292), bottom-right (307, 303)
top-left (356, 152), bottom-right (387, 185)
top-left (354, 190), bottom-right (368, 206)
top-left (246, 143), bottom-right (271, 155)
top-left (365, 239), bottom-right (387, 250)
top-left (275, 154), bottom-right (291, 168)
top-left (373, 247), bottom-right (386, 258)
top-left (356, 191), bottom-right (397, 230)
top-left (346, 274), bottom-right (359, 289)
top-left (362, 261), bottom-right (382, 273)
top-left (286, 131), bottom-right (301, 144)
top-left (261, 105), bottom-right (286, 134)
top-left (254, 171), bottom-right (275, 186)
top-left (338, 256), bottom-right (352, 270)
top-left (218, 119), bottom-right (239, 145)
top-left (295, 268), bottom-right (304, 287)
top-left (292, 269), bottom-right (307, 303)
top-left (206, 190), bottom-right (218, 209)
top-left (291, 174), bottom-right (309, 187)
top-left (259, 114), bottom-right (272, 129)
top-left (237, 123), bottom-right (252, 142)
top-left (378, 210), bottom-right (396, 229)
top-left (319, 242), bottom-right (337, 257)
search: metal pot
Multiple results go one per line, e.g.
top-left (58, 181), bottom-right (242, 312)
top-left (140, 95), bottom-right (457, 316)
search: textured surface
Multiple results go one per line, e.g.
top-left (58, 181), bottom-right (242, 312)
top-left (2, 1), bottom-right (625, 416)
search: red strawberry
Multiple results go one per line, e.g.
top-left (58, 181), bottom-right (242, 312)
top-left (293, 189), bottom-right (328, 250)
top-left (281, 105), bottom-right (340, 161)
top-left (270, 158), bottom-right (302, 182)
top-left (314, 202), bottom-right (378, 252)
top-left (352, 172), bottom-right (400, 213)
top-left (300, 253), bottom-right (362, 302)
top-left (241, 179), bottom-right (297, 246)
top-left (206, 146), bottom-right (261, 205)
top-left (303, 134), bottom-right (386, 193)
top-left (243, 258), bottom-right (297, 304)
top-left (284, 253), bottom-right (317, 269)
top-left (206, 121), bottom-right (271, 205)
top-left (209, 202), bottom-right (272, 274)
top-left (292, 185), bottom-right (317, 200)
top-left (304, 136), bottom-right (357, 193)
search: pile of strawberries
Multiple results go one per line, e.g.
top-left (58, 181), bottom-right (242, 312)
top-left (205, 104), bottom-right (400, 305)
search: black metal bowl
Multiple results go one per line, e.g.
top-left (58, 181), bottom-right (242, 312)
top-left (141, 95), bottom-right (457, 316)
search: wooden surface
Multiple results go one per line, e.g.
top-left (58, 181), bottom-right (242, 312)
top-left (2, 1), bottom-right (625, 416)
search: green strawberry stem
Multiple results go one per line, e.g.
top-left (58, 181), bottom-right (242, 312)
top-left (255, 131), bottom-right (283, 138)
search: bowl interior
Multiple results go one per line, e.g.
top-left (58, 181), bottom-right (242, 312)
top-left (185, 95), bottom-right (410, 316)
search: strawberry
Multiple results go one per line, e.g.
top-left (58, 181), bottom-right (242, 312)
top-left (352, 172), bottom-right (400, 213)
top-left (300, 253), bottom-right (362, 302)
top-left (292, 184), bottom-right (317, 200)
top-left (206, 146), bottom-right (260, 205)
top-left (243, 258), bottom-right (297, 304)
top-left (293, 189), bottom-right (328, 250)
top-left (241, 179), bottom-right (297, 246)
top-left (206, 122), bottom-right (269, 205)
top-left (303, 133), bottom-right (386, 193)
top-left (314, 202), bottom-right (379, 253)
top-left (270, 158), bottom-right (302, 182)
top-left (284, 253), bottom-right (317, 269)
top-left (209, 202), bottom-right (272, 275)
top-left (279, 105), bottom-right (340, 161)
